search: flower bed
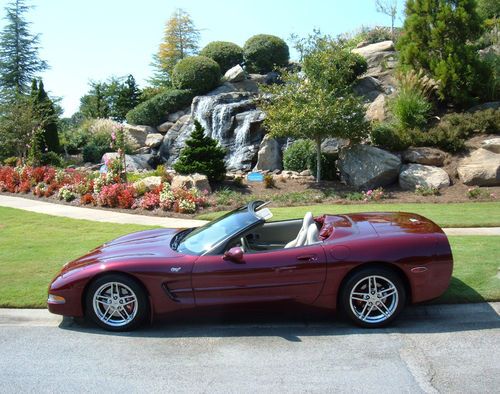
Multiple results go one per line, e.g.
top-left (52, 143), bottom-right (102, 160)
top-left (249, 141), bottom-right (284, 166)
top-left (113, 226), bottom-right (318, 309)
top-left (0, 163), bottom-right (209, 214)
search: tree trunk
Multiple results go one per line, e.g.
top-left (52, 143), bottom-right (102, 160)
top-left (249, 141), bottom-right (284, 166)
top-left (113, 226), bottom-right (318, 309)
top-left (315, 136), bottom-right (321, 183)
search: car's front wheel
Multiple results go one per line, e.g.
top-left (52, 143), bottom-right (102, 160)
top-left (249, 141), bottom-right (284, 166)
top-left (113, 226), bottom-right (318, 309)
top-left (341, 267), bottom-right (406, 328)
top-left (86, 274), bottom-right (148, 331)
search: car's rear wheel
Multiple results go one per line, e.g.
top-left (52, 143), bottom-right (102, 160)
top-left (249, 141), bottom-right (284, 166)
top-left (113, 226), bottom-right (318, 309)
top-left (86, 274), bottom-right (148, 331)
top-left (341, 267), bottom-right (406, 328)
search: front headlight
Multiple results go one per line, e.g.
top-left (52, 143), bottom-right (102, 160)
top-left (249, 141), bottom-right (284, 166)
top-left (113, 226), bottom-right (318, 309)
top-left (47, 294), bottom-right (66, 304)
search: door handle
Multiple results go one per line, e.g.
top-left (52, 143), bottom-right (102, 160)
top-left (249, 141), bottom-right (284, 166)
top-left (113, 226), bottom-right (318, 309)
top-left (296, 254), bottom-right (318, 262)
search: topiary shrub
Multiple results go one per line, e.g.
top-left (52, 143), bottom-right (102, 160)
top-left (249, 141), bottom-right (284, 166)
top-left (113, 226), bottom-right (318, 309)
top-left (171, 56), bottom-right (221, 95)
top-left (126, 89), bottom-right (194, 126)
top-left (200, 41), bottom-right (244, 73)
top-left (243, 34), bottom-right (290, 73)
top-left (283, 139), bottom-right (337, 180)
top-left (173, 120), bottom-right (226, 182)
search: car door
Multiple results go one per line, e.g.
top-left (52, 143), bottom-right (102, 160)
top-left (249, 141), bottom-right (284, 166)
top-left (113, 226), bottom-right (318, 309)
top-left (191, 244), bottom-right (327, 306)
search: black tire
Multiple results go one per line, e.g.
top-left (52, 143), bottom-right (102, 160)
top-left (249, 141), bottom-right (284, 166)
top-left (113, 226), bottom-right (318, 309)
top-left (85, 274), bottom-right (149, 332)
top-left (341, 267), bottom-right (406, 328)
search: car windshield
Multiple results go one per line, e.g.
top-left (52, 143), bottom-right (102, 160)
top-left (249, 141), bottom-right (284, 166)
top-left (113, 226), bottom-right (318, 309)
top-left (176, 202), bottom-right (269, 255)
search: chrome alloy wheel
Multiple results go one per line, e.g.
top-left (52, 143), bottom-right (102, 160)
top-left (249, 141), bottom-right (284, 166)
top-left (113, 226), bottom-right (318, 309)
top-left (92, 282), bottom-right (138, 327)
top-left (349, 275), bottom-right (399, 324)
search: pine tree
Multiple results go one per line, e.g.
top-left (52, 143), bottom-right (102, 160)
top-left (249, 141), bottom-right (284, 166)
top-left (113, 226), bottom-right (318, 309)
top-left (79, 82), bottom-right (110, 119)
top-left (113, 75), bottom-right (140, 121)
top-left (33, 80), bottom-right (59, 152)
top-left (173, 120), bottom-right (226, 182)
top-left (398, 0), bottom-right (485, 107)
top-left (0, 0), bottom-right (48, 102)
top-left (151, 9), bottom-right (200, 86)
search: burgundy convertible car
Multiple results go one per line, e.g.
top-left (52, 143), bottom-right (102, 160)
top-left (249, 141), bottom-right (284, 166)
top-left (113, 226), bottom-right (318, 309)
top-left (48, 201), bottom-right (453, 331)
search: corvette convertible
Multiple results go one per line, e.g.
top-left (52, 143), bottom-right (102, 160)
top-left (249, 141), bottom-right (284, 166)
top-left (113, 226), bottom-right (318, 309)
top-left (48, 201), bottom-right (453, 331)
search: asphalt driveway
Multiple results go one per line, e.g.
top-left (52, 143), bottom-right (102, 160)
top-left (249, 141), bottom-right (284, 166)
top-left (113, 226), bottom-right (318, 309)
top-left (0, 303), bottom-right (499, 393)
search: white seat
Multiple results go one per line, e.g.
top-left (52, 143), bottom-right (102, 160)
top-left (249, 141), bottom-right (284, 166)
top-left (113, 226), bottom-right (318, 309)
top-left (285, 212), bottom-right (314, 248)
top-left (305, 223), bottom-right (320, 245)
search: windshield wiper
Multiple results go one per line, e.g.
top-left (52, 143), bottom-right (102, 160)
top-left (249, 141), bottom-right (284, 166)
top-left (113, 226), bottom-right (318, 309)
top-left (171, 228), bottom-right (194, 251)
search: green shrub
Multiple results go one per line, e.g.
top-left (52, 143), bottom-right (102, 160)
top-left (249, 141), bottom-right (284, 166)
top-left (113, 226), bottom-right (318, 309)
top-left (264, 174), bottom-right (275, 189)
top-left (283, 139), bottom-right (337, 180)
top-left (41, 152), bottom-right (64, 167)
top-left (417, 109), bottom-right (500, 153)
top-left (171, 56), bottom-right (221, 95)
top-left (173, 120), bottom-right (226, 182)
top-left (390, 88), bottom-right (432, 130)
top-left (243, 34), bottom-right (290, 73)
top-left (371, 122), bottom-right (412, 151)
top-left (200, 41), bottom-right (244, 73)
top-left (82, 143), bottom-right (107, 163)
top-left (126, 89), bottom-right (194, 126)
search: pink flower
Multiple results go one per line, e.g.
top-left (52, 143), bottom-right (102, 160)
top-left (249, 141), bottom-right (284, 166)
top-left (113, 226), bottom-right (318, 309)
top-left (366, 190), bottom-right (373, 195)
top-left (111, 131), bottom-right (116, 141)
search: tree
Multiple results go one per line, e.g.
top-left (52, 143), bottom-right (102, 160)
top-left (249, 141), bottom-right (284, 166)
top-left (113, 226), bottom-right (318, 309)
top-left (107, 75), bottom-right (141, 121)
top-left (79, 82), bottom-right (110, 119)
top-left (260, 37), bottom-right (369, 182)
top-left (0, 0), bottom-right (48, 102)
top-left (398, 0), bottom-right (485, 107)
top-left (173, 120), bottom-right (226, 182)
top-left (477, 0), bottom-right (500, 19)
top-left (151, 9), bottom-right (200, 85)
top-left (32, 79), bottom-right (60, 152)
top-left (375, 0), bottom-right (398, 40)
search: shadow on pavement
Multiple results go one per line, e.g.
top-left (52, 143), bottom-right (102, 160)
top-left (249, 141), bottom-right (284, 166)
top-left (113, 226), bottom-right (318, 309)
top-left (59, 298), bottom-right (500, 342)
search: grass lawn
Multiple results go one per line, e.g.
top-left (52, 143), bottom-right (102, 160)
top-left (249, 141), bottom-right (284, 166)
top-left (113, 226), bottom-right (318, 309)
top-left (198, 201), bottom-right (500, 228)
top-left (0, 207), bottom-right (155, 308)
top-left (0, 207), bottom-right (498, 308)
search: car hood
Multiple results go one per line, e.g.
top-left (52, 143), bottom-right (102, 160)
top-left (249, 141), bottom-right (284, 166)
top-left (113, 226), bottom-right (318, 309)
top-left (60, 228), bottom-right (184, 274)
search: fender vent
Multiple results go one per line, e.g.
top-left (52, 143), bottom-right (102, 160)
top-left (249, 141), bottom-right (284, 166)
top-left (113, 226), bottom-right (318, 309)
top-left (161, 283), bottom-right (180, 303)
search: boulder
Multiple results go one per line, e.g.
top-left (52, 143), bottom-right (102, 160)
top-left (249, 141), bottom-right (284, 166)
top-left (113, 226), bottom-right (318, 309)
top-left (224, 65), bottom-right (245, 83)
top-left (145, 133), bottom-right (164, 149)
top-left (321, 138), bottom-right (349, 155)
top-left (399, 164), bottom-right (450, 190)
top-left (168, 110), bottom-right (185, 123)
top-left (171, 173), bottom-right (211, 193)
top-left (299, 170), bottom-right (312, 176)
top-left (402, 147), bottom-right (446, 167)
top-left (157, 121), bottom-right (175, 133)
top-left (133, 176), bottom-right (162, 191)
top-left (102, 153), bottom-right (153, 172)
top-left (457, 148), bottom-right (500, 186)
top-left (353, 76), bottom-right (383, 101)
top-left (337, 145), bottom-right (401, 189)
top-left (467, 101), bottom-right (500, 113)
top-left (481, 137), bottom-right (500, 154)
top-left (124, 125), bottom-right (156, 148)
top-left (352, 40), bottom-right (395, 57)
top-left (365, 94), bottom-right (386, 122)
top-left (254, 134), bottom-right (282, 171)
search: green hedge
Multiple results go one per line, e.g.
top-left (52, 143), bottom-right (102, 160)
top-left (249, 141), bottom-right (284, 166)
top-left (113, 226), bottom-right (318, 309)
top-left (200, 41), bottom-right (244, 73)
top-left (283, 139), bottom-right (337, 180)
top-left (171, 56), bottom-right (221, 95)
top-left (243, 34), bottom-right (289, 73)
top-left (126, 89), bottom-right (194, 127)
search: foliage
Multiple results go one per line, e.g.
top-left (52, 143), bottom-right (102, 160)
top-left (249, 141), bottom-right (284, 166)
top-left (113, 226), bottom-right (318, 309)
top-left (0, 0), bottom-right (48, 101)
top-left (477, 0), bottom-right (500, 19)
top-left (396, 69), bottom-right (439, 99)
top-left (173, 120), bottom-right (226, 182)
top-left (389, 87), bottom-right (432, 130)
top-left (283, 139), bottom-right (314, 172)
top-left (0, 94), bottom-right (40, 160)
top-left (370, 122), bottom-right (411, 151)
top-left (398, 0), bottom-right (487, 107)
top-left (415, 184), bottom-right (440, 196)
top-left (125, 89), bottom-right (193, 126)
top-left (200, 41), bottom-right (244, 73)
top-left (243, 34), bottom-right (290, 73)
top-left (27, 127), bottom-right (45, 166)
top-left (171, 56), bottom-right (221, 95)
top-left (375, 0), bottom-right (399, 40)
top-left (260, 36), bottom-right (369, 181)
top-left (31, 79), bottom-right (60, 152)
top-left (79, 75), bottom-right (141, 122)
top-left (97, 183), bottom-right (136, 209)
top-left (362, 187), bottom-right (387, 201)
top-left (467, 186), bottom-right (496, 200)
top-left (3, 156), bottom-right (18, 166)
top-left (152, 9), bottom-right (200, 85)
top-left (58, 185), bottom-right (76, 202)
top-left (40, 151), bottom-right (63, 167)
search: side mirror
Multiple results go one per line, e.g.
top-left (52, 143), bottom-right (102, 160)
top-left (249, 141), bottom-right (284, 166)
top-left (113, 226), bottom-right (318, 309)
top-left (223, 247), bottom-right (244, 263)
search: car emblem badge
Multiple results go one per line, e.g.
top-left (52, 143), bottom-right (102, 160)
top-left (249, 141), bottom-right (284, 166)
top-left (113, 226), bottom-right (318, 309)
top-left (170, 267), bottom-right (181, 273)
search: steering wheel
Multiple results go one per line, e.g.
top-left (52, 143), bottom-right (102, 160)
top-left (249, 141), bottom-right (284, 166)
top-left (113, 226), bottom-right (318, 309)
top-left (240, 236), bottom-right (251, 253)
